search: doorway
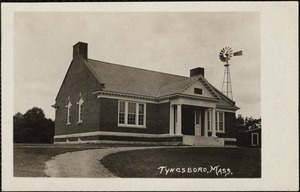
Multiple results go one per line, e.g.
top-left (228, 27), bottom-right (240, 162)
top-left (182, 107), bottom-right (195, 135)
top-left (181, 106), bottom-right (203, 136)
top-left (194, 110), bottom-right (201, 136)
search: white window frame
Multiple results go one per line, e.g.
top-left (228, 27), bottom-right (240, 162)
top-left (118, 100), bottom-right (146, 128)
top-left (208, 111), bottom-right (225, 133)
top-left (77, 96), bottom-right (84, 123)
top-left (66, 98), bottom-right (72, 125)
top-left (252, 133), bottom-right (259, 146)
top-left (207, 110), bottom-right (211, 131)
top-left (216, 111), bottom-right (225, 133)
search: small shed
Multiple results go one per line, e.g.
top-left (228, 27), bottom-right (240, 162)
top-left (237, 128), bottom-right (261, 148)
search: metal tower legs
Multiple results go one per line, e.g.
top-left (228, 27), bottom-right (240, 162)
top-left (222, 64), bottom-right (233, 99)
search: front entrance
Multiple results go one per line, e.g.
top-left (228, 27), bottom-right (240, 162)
top-left (182, 107), bottom-right (195, 135)
top-left (194, 110), bottom-right (201, 136)
top-left (181, 106), bottom-right (203, 136)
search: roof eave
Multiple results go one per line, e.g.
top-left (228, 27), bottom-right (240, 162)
top-left (157, 93), bottom-right (220, 103)
top-left (54, 60), bottom-right (74, 101)
top-left (216, 105), bottom-right (240, 111)
top-left (93, 90), bottom-right (157, 101)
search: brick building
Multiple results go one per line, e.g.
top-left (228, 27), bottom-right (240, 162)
top-left (52, 42), bottom-right (239, 146)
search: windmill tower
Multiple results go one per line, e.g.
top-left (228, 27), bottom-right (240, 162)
top-left (219, 47), bottom-right (242, 99)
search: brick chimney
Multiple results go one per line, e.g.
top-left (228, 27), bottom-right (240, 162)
top-left (190, 67), bottom-right (204, 77)
top-left (73, 42), bottom-right (88, 59)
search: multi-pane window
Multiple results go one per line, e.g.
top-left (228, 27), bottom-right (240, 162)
top-left (118, 101), bottom-right (146, 127)
top-left (119, 101), bottom-right (125, 124)
top-left (216, 111), bottom-right (225, 132)
top-left (207, 111), bottom-right (225, 132)
top-left (77, 96), bottom-right (84, 123)
top-left (138, 104), bottom-right (144, 125)
top-left (218, 112), bottom-right (224, 132)
top-left (207, 110), bottom-right (211, 131)
top-left (66, 98), bottom-right (72, 125)
top-left (127, 102), bottom-right (136, 125)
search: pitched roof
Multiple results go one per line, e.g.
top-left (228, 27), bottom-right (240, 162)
top-left (202, 79), bottom-right (237, 107)
top-left (157, 75), bottom-right (199, 97)
top-left (157, 75), bottom-right (220, 99)
top-left (78, 57), bottom-right (238, 108)
top-left (81, 58), bottom-right (187, 97)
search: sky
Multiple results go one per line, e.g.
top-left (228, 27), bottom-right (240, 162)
top-left (14, 12), bottom-right (260, 120)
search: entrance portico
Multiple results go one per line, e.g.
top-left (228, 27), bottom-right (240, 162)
top-left (169, 97), bottom-right (219, 144)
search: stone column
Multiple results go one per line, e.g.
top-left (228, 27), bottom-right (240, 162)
top-left (204, 109), bottom-right (208, 137)
top-left (176, 104), bottom-right (182, 135)
top-left (211, 108), bottom-right (217, 137)
top-left (169, 105), bottom-right (175, 135)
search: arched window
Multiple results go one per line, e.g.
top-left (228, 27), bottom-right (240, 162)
top-left (66, 97), bottom-right (72, 125)
top-left (77, 93), bottom-right (84, 123)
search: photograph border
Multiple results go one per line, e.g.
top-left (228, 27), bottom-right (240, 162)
top-left (2, 2), bottom-right (298, 191)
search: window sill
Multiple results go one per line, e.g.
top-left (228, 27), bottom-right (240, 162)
top-left (118, 124), bottom-right (147, 129)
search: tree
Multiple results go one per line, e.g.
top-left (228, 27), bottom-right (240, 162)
top-left (13, 107), bottom-right (55, 143)
top-left (236, 115), bottom-right (261, 132)
top-left (245, 117), bottom-right (261, 130)
top-left (13, 112), bottom-right (26, 143)
top-left (236, 114), bottom-right (246, 133)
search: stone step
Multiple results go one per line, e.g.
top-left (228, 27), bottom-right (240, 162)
top-left (183, 136), bottom-right (224, 146)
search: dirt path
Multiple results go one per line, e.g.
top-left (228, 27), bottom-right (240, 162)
top-left (44, 146), bottom-right (163, 177)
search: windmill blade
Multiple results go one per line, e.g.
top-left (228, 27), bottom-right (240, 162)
top-left (233, 50), bottom-right (243, 56)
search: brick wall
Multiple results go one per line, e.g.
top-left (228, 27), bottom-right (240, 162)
top-left (54, 57), bottom-right (102, 136)
top-left (157, 102), bottom-right (170, 134)
top-left (99, 98), bottom-right (170, 134)
top-left (216, 112), bottom-right (237, 138)
top-left (98, 98), bottom-right (118, 132)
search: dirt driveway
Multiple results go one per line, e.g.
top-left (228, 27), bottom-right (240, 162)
top-left (44, 146), bottom-right (163, 177)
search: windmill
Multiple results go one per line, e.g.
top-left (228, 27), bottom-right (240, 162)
top-left (219, 47), bottom-right (242, 99)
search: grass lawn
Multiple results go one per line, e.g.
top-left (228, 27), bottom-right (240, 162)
top-left (14, 146), bottom-right (86, 177)
top-left (101, 147), bottom-right (261, 178)
top-left (13, 143), bottom-right (157, 177)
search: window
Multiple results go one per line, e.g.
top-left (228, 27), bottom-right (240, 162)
top-left (128, 102), bottom-right (136, 125)
top-left (207, 111), bottom-right (225, 132)
top-left (252, 133), bottom-right (259, 146)
top-left (216, 112), bottom-right (225, 132)
top-left (207, 110), bottom-right (211, 131)
top-left (66, 97), bottom-right (72, 125)
top-left (119, 101), bottom-right (125, 124)
top-left (77, 95), bottom-right (84, 123)
top-left (118, 101), bottom-right (146, 127)
top-left (194, 88), bottom-right (203, 95)
top-left (138, 104), bottom-right (145, 126)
